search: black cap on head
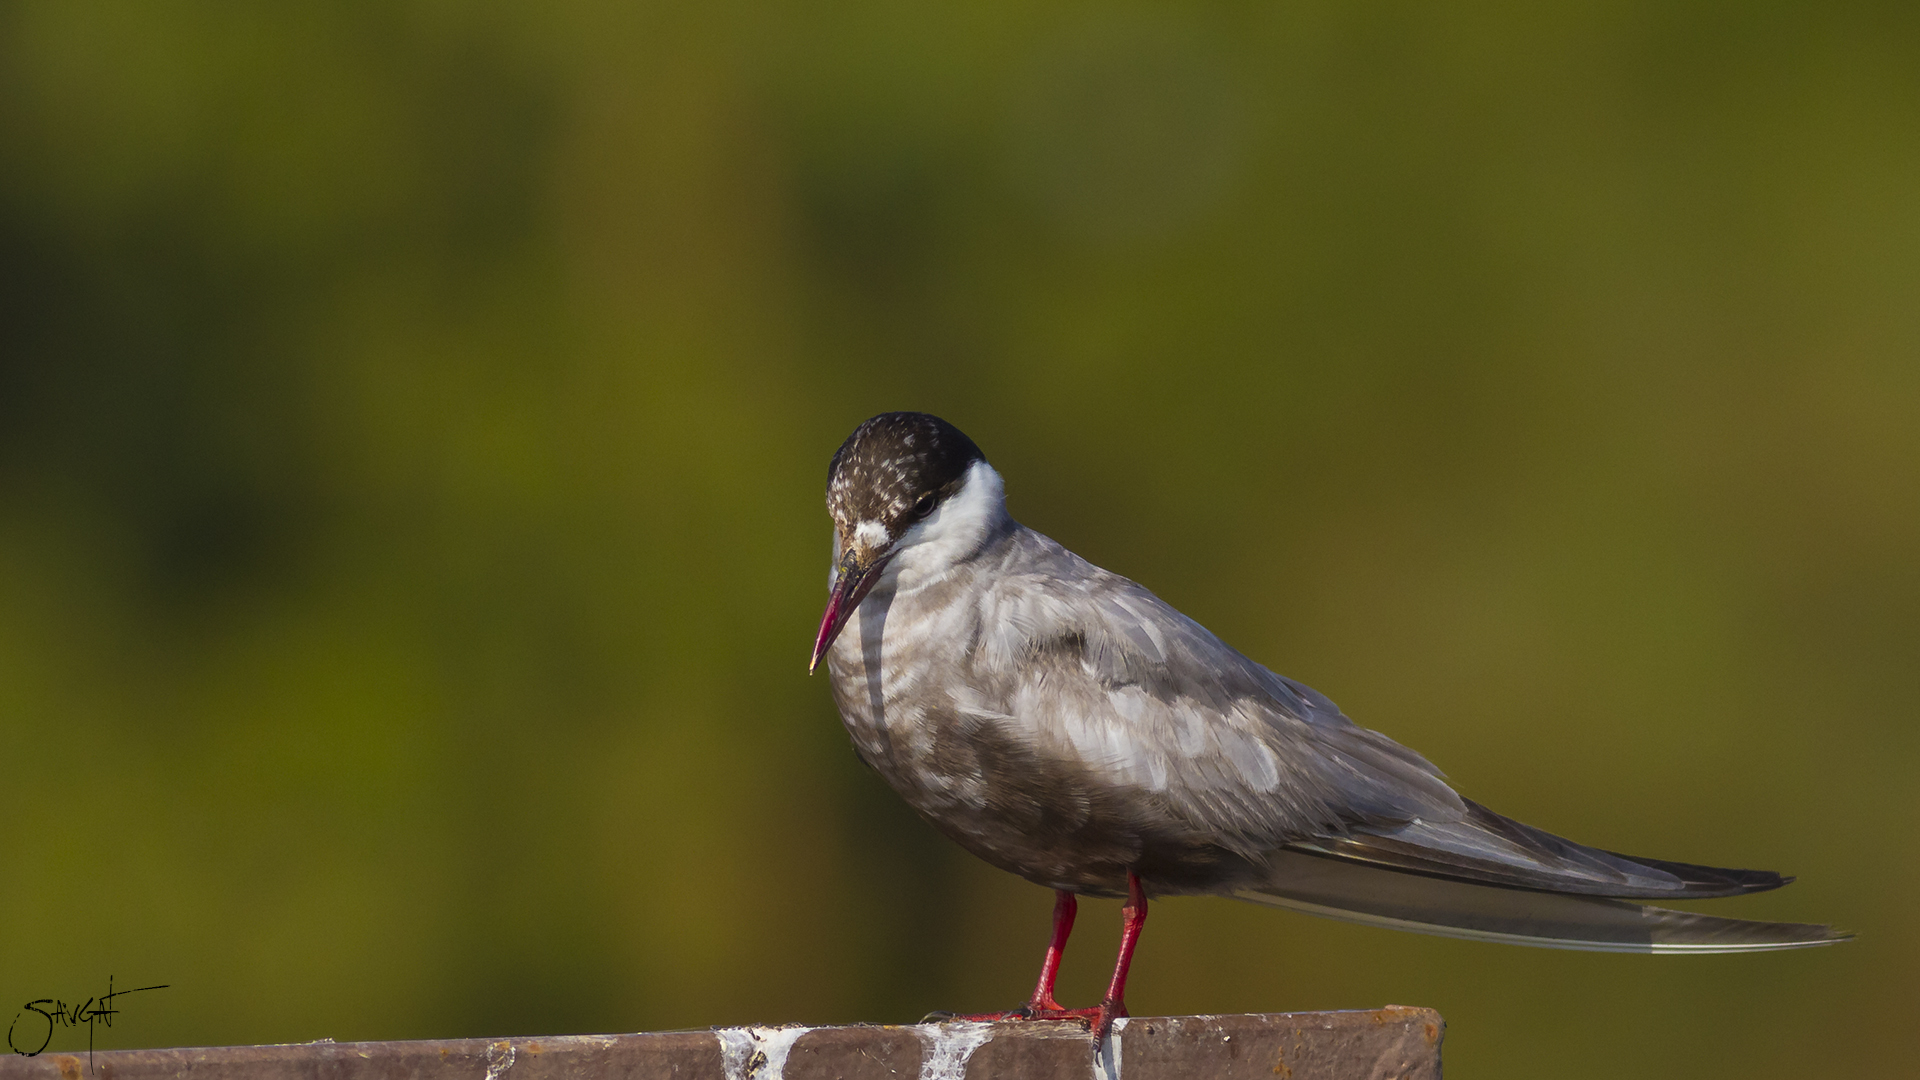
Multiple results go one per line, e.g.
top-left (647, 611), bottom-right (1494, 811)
top-left (827, 412), bottom-right (986, 539)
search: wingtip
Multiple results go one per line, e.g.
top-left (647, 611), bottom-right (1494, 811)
top-left (1234, 851), bottom-right (1852, 954)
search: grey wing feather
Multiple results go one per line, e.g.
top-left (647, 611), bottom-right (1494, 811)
top-left (977, 530), bottom-right (1845, 949)
top-left (970, 533), bottom-right (1468, 852)
top-left (1292, 799), bottom-right (1790, 899)
top-left (1236, 850), bottom-right (1849, 953)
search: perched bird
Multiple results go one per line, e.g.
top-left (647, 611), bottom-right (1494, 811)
top-left (809, 411), bottom-right (1846, 1041)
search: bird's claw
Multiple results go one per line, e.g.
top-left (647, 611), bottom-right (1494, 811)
top-left (936, 999), bottom-right (1125, 1043)
top-left (998, 1001), bottom-right (1127, 1044)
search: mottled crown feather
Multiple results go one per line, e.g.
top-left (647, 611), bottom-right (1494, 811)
top-left (827, 412), bottom-right (987, 538)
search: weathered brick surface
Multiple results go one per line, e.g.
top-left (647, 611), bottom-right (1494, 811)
top-left (0, 1009), bottom-right (1442, 1080)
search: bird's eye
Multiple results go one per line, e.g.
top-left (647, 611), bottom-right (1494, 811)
top-left (912, 493), bottom-right (937, 519)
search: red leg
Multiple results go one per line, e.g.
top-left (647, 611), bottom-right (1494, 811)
top-left (951, 874), bottom-right (1149, 1046)
top-left (1088, 872), bottom-right (1149, 1043)
top-left (1023, 890), bottom-right (1077, 1014)
top-left (953, 889), bottom-right (1079, 1022)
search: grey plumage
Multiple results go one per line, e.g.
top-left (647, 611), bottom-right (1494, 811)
top-left (815, 412), bottom-right (1845, 966)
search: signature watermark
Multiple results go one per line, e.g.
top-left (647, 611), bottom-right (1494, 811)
top-left (9, 977), bottom-right (168, 1072)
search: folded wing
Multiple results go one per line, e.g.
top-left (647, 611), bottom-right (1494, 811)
top-left (976, 532), bottom-right (1847, 950)
top-left (1238, 849), bottom-right (1847, 952)
top-left (1291, 798), bottom-right (1789, 899)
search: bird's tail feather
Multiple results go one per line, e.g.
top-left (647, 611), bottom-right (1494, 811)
top-left (1237, 850), bottom-right (1849, 953)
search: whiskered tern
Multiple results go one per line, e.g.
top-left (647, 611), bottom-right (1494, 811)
top-left (810, 411), bottom-right (1846, 1041)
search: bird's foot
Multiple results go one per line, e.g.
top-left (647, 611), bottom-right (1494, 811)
top-left (932, 999), bottom-right (1125, 1043)
top-left (1088, 999), bottom-right (1127, 1046)
top-left (1010, 1000), bottom-right (1127, 1044)
top-left (1012, 994), bottom-right (1067, 1018)
top-left (934, 994), bottom-right (1069, 1024)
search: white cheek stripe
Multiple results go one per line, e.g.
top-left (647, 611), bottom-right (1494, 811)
top-left (853, 520), bottom-right (890, 548)
top-left (886, 461), bottom-right (1008, 589)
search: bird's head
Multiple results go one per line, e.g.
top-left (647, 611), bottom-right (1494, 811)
top-left (810, 412), bottom-right (993, 672)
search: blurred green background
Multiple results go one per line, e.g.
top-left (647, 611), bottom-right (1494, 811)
top-left (1, 2), bottom-right (1913, 1077)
